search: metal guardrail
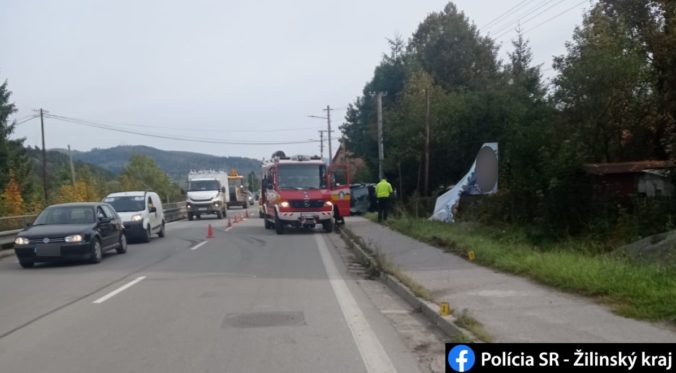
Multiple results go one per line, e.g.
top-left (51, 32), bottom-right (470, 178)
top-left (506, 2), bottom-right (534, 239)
top-left (163, 202), bottom-right (187, 222)
top-left (0, 215), bottom-right (37, 249)
top-left (0, 229), bottom-right (23, 249)
top-left (0, 202), bottom-right (187, 251)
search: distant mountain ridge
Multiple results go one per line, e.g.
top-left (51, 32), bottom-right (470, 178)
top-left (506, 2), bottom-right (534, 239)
top-left (66, 145), bottom-right (261, 181)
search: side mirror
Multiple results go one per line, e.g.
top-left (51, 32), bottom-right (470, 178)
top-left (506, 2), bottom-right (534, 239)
top-left (150, 207), bottom-right (157, 213)
top-left (98, 217), bottom-right (112, 224)
top-left (25, 222), bottom-right (32, 228)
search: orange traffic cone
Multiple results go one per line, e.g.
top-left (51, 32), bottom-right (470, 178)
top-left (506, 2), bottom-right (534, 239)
top-left (207, 224), bottom-right (214, 238)
top-left (227, 218), bottom-right (232, 228)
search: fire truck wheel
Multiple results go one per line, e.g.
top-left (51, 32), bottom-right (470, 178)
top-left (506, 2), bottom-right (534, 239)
top-left (322, 219), bottom-right (334, 233)
top-left (274, 214), bottom-right (284, 235)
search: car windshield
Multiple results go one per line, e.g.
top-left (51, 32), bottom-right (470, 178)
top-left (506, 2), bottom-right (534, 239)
top-left (189, 180), bottom-right (220, 191)
top-left (278, 164), bottom-right (326, 190)
top-left (33, 206), bottom-right (96, 225)
top-left (104, 196), bottom-right (145, 212)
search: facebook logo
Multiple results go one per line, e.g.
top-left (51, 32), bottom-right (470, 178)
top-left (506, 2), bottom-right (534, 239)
top-left (448, 344), bottom-right (476, 372)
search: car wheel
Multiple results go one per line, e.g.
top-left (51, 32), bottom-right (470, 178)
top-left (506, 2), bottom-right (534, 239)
top-left (19, 259), bottom-right (34, 268)
top-left (143, 225), bottom-right (151, 243)
top-left (188, 213), bottom-right (194, 221)
top-left (274, 214), bottom-right (284, 235)
top-left (216, 210), bottom-right (223, 219)
top-left (264, 217), bottom-right (273, 229)
top-left (223, 208), bottom-right (227, 218)
top-left (323, 219), bottom-right (334, 233)
top-left (196, 214), bottom-right (201, 219)
top-left (116, 233), bottom-right (128, 254)
top-left (90, 239), bottom-right (102, 264)
top-left (158, 221), bottom-right (165, 238)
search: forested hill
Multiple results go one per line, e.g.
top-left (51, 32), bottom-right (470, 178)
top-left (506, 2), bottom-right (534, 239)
top-left (66, 145), bottom-right (261, 181)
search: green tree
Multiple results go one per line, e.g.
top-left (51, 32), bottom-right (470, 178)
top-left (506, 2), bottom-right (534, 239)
top-left (553, 5), bottom-right (657, 162)
top-left (408, 3), bottom-right (499, 91)
top-left (118, 155), bottom-right (182, 202)
top-left (341, 36), bottom-right (411, 183)
top-left (0, 79), bottom-right (31, 201)
top-left (497, 32), bottom-right (556, 223)
top-left (600, 0), bottom-right (676, 158)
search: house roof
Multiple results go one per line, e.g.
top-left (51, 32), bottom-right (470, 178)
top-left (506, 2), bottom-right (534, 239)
top-left (583, 161), bottom-right (675, 175)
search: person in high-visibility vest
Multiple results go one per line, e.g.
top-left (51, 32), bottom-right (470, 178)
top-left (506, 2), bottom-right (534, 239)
top-left (375, 177), bottom-right (393, 222)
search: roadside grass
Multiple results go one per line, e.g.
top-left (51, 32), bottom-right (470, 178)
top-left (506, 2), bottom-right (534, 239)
top-left (378, 216), bottom-right (676, 322)
top-left (378, 256), bottom-right (435, 303)
top-left (454, 309), bottom-right (493, 343)
top-left (341, 225), bottom-right (434, 302)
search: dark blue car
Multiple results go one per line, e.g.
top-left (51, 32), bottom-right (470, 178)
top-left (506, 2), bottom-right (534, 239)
top-left (13, 202), bottom-right (127, 268)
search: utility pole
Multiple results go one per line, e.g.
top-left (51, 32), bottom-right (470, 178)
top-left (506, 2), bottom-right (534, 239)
top-left (40, 109), bottom-right (48, 203)
top-left (68, 145), bottom-right (76, 187)
top-left (323, 105), bottom-right (333, 167)
top-left (424, 88), bottom-right (430, 196)
top-left (318, 130), bottom-right (327, 160)
top-left (376, 93), bottom-right (384, 180)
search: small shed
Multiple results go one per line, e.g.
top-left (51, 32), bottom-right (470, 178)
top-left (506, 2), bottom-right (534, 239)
top-left (583, 161), bottom-right (675, 197)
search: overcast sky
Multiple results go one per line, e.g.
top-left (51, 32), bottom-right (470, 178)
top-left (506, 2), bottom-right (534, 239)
top-left (1, 0), bottom-right (595, 160)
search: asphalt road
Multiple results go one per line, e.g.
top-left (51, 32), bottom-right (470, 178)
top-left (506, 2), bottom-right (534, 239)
top-left (0, 208), bottom-right (432, 373)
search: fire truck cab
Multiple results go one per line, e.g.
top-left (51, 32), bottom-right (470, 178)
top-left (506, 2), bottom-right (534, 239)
top-left (261, 154), bottom-right (348, 234)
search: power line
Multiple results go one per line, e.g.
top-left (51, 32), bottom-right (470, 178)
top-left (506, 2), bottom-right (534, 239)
top-left (492, 0), bottom-right (591, 41)
top-left (43, 113), bottom-right (320, 145)
top-left (480, 0), bottom-right (536, 30)
top-left (493, 0), bottom-right (570, 39)
top-left (485, 0), bottom-right (559, 33)
top-left (29, 114), bottom-right (318, 133)
top-left (13, 115), bottom-right (39, 125)
top-left (490, 0), bottom-right (566, 36)
top-left (521, 0), bottom-right (569, 25)
top-left (523, 0), bottom-right (592, 34)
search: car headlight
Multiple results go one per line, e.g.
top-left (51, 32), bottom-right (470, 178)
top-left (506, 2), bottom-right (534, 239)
top-left (324, 201), bottom-right (333, 207)
top-left (131, 214), bottom-right (143, 222)
top-left (280, 201), bottom-right (290, 208)
top-left (65, 234), bottom-right (83, 243)
top-left (214, 201), bottom-right (219, 206)
top-left (14, 237), bottom-right (29, 245)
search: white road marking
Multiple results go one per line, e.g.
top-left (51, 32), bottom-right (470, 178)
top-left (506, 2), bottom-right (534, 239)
top-left (314, 234), bottom-right (397, 373)
top-left (225, 227), bottom-right (233, 232)
top-left (380, 310), bottom-right (410, 315)
top-left (93, 276), bottom-right (146, 304)
top-left (190, 241), bottom-right (208, 251)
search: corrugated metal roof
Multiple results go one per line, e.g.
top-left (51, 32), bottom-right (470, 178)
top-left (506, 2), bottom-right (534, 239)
top-left (583, 161), bottom-right (675, 175)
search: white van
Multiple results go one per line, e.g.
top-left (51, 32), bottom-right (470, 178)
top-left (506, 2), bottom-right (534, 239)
top-left (104, 191), bottom-right (165, 242)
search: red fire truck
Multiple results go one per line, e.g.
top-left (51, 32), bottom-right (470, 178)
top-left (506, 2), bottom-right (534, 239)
top-left (260, 153), bottom-right (350, 234)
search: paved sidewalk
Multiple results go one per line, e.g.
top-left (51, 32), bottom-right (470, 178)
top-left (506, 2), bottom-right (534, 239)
top-left (344, 216), bottom-right (676, 342)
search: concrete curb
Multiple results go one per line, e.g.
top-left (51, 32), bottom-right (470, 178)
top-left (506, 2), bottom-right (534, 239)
top-left (337, 226), bottom-right (466, 340)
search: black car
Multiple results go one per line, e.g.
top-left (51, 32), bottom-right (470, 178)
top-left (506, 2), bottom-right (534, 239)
top-left (13, 202), bottom-right (127, 268)
top-left (350, 183), bottom-right (376, 215)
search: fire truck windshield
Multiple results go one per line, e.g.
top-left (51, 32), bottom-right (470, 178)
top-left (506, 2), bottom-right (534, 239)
top-left (278, 164), bottom-right (326, 190)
